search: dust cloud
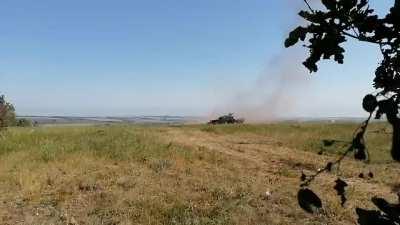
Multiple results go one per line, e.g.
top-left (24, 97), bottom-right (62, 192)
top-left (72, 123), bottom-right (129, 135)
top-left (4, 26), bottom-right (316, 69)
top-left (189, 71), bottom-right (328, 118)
top-left (210, 52), bottom-right (313, 122)
top-left (210, 1), bottom-right (319, 122)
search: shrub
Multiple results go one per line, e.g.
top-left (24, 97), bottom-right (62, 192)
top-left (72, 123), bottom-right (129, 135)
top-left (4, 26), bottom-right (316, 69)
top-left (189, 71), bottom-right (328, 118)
top-left (0, 95), bottom-right (16, 128)
top-left (16, 118), bottom-right (33, 127)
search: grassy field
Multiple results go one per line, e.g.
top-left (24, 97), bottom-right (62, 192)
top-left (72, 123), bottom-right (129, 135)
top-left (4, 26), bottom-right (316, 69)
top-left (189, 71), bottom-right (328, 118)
top-left (0, 122), bottom-right (399, 225)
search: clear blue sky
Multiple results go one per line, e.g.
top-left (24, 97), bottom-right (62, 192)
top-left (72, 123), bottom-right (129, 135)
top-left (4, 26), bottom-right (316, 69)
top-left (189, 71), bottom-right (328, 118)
top-left (0, 0), bottom-right (394, 117)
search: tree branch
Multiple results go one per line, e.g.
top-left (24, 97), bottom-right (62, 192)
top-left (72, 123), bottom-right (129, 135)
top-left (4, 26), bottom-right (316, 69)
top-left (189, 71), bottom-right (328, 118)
top-left (342, 31), bottom-right (388, 45)
top-left (301, 112), bottom-right (373, 187)
top-left (303, 0), bottom-right (315, 13)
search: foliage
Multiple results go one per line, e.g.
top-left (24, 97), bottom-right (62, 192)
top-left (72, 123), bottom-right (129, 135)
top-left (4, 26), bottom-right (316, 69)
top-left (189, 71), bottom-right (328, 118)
top-left (286, 0), bottom-right (400, 222)
top-left (16, 118), bottom-right (33, 127)
top-left (0, 95), bottom-right (16, 128)
top-left (356, 197), bottom-right (400, 225)
top-left (285, 0), bottom-right (400, 161)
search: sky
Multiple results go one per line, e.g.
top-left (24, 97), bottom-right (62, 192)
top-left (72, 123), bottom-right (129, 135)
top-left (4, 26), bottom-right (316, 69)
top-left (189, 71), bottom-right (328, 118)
top-left (0, 0), bottom-right (394, 118)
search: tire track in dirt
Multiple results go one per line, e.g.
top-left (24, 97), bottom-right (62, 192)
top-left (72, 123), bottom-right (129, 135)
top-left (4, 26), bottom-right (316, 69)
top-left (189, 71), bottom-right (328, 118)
top-left (162, 127), bottom-right (396, 198)
top-left (164, 128), bottom-right (328, 175)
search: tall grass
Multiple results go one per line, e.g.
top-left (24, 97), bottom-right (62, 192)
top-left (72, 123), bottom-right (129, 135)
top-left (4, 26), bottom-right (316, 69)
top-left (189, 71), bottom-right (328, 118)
top-left (0, 125), bottom-right (190, 163)
top-left (0, 123), bottom-right (395, 225)
top-left (197, 122), bottom-right (392, 163)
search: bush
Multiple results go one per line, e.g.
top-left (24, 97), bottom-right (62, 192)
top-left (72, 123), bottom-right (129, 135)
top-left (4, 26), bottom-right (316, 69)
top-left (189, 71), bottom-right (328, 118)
top-left (16, 118), bottom-right (33, 127)
top-left (0, 95), bottom-right (16, 128)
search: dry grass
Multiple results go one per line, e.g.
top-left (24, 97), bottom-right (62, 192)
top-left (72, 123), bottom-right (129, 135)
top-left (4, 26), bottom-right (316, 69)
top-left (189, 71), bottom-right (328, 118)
top-left (0, 122), bottom-right (399, 224)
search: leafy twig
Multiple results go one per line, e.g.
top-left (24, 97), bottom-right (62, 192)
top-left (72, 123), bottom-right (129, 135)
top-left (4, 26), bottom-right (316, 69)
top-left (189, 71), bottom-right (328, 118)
top-left (301, 112), bottom-right (373, 187)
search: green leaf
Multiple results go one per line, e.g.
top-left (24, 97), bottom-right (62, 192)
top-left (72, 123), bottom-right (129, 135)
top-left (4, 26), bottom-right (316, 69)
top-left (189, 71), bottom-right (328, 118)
top-left (321, 0), bottom-right (337, 11)
top-left (284, 26), bottom-right (308, 48)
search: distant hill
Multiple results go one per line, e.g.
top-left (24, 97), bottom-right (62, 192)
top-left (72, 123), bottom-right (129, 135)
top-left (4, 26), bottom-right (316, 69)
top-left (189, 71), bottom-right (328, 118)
top-left (17, 115), bottom-right (205, 125)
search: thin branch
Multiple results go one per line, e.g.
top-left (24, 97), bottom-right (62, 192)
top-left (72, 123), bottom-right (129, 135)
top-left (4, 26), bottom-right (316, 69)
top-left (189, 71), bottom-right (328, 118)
top-left (301, 144), bottom-right (353, 187)
top-left (342, 31), bottom-right (392, 47)
top-left (351, 26), bottom-right (360, 38)
top-left (301, 112), bottom-right (373, 187)
top-left (303, 0), bottom-right (315, 13)
top-left (342, 31), bottom-right (376, 44)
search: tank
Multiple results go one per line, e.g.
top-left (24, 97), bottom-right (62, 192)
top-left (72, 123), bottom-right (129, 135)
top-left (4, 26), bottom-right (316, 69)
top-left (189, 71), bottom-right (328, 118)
top-left (208, 113), bottom-right (244, 125)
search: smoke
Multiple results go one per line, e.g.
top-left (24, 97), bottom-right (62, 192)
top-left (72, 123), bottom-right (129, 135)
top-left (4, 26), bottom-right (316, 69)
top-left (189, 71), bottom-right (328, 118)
top-left (210, 52), bottom-right (312, 122)
top-left (210, 1), bottom-right (320, 122)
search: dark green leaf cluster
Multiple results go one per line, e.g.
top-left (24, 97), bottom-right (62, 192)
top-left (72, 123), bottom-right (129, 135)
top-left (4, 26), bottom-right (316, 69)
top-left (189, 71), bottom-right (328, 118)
top-left (285, 0), bottom-right (400, 89)
top-left (361, 93), bottom-right (400, 161)
top-left (356, 196), bottom-right (400, 225)
top-left (334, 178), bottom-right (348, 206)
top-left (297, 188), bottom-right (323, 214)
top-left (287, 0), bottom-right (400, 174)
top-left (287, 0), bottom-right (400, 219)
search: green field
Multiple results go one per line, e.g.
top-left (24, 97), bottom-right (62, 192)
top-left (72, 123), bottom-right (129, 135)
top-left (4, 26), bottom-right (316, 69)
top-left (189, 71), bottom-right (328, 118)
top-left (0, 122), bottom-right (398, 225)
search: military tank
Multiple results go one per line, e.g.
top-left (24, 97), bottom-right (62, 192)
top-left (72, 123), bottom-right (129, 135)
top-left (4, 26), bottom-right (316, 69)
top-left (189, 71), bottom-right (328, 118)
top-left (208, 113), bottom-right (244, 125)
